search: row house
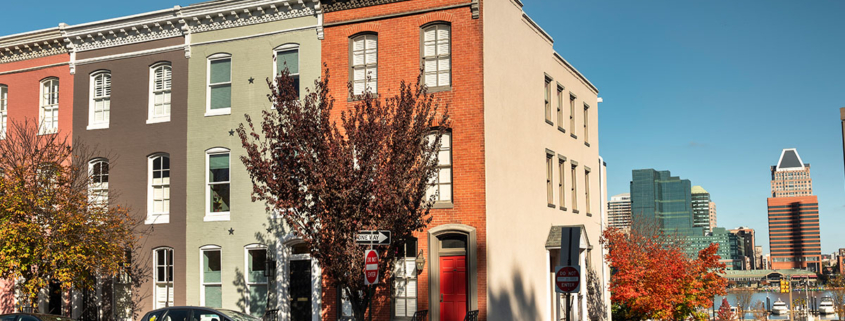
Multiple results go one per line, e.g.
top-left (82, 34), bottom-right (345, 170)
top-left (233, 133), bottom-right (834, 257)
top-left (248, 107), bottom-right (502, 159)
top-left (0, 0), bottom-right (609, 321)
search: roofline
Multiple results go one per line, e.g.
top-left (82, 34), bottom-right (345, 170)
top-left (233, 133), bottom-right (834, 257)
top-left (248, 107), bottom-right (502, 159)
top-left (0, 27), bottom-right (63, 49)
top-left (775, 148), bottom-right (805, 172)
top-left (553, 52), bottom-right (599, 94)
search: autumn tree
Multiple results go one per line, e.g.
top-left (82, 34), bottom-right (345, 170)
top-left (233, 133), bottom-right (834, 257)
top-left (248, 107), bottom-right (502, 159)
top-left (0, 120), bottom-right (137, 309)
top-left (238, 67), bottom-right (449, 320)
top-left (600, 219), bottom-right (727, 321)
top-left (829, 275), bottom-right (845, 321)
top-left (717, 298), bottom-right (734, 321)
top-left (751, 301), bottom-right (767, 321)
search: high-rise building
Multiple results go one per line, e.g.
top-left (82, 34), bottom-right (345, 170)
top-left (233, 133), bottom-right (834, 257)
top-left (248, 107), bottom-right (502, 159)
top-left (709, 201), bottom-right (717, 230)
top-left (684, 227), bottom-right (741, 270)
top-left (767, 148), bottom-right (822, 271)
top-left (608, 193), bottom-right (632, 230)
top-left (630, 169), bottom-right (701, 236)
top-left (691, 186), bottom-right (712, 234)
top-left (755, 246), bottom-right (763, 270)
top-left (729, 227), bottom-right (756, 270)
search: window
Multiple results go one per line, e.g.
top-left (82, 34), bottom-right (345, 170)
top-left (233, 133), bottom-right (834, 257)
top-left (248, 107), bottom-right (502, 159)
top-left (394, 238), bottom-right (418, 318)
top-left (201, 246), bottom-right (222, 308)
top-left (89, 158), bottom-right (109, 208)
top-left (426, 132), bottom-right (452, 204)
top-left (351, 34), bottom-right (377, 95)
top-left (546, 152), bottom-right (553, 206)
top-left (571, 163), bottom-right (578, 212)
top-left (207, 54), bottom-right (232, 115)
top-left (148, 154), bottom-right (170, 224)
top-left (40, 78), bottom-right (59, 134)
top-left (207, 149), bottom-right (230, 220)
top-left (89, 71), bottom-right (111, 129)
top-left (544, 77), bottom-right (553, 124)
top-left (584, 103), bottom-right (590, 144)
top-left (569, 93), bottom-right (576, 137)
top-left (0, 85), bottom-right (6, 139)
top-left (154, 248), bottom-right (174, 309)
top-left (556, 85), bottom-right (564, 132)
top-left (558, 156), bottom-right (566, 209)
top-left (585, 168), bottom-right (591, 214)
top-left (246, 246), bottom-right (268, 317)
top-left (422, 24), bottom-right (450, 89)
top-left (274, 44), bottom-right (300, 96)
top-left (149, 63), bottom-right (172, 123)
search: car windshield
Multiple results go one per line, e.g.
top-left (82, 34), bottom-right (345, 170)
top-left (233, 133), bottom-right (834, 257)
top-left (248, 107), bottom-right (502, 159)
top-left (216, 309), bottom-right (259, 321)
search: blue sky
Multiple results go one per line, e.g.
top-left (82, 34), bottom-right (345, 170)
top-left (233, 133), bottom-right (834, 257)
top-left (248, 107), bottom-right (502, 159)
top-left (2, 0), bottom-right (843, 254)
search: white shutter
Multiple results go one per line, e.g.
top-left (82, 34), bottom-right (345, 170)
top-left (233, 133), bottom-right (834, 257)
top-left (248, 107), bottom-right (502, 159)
top-left (437, 28), bottom-right (450, 55)
top-left (104, 75), bottom-right (111, 96)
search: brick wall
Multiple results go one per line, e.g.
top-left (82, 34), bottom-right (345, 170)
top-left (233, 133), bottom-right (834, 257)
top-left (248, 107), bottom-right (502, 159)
top-left (321, 1), bottom-right (486, 320)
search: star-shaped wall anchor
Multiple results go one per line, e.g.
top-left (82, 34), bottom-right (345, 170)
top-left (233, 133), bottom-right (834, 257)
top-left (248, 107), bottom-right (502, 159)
top-left (248, 77), bottom-right (255, 84)
top-left (228, 228), bottom-right (235, 235)
top-left (229, 129), bottom-right (235, 136)
top-left (266, 227), bottom-right (273, 233)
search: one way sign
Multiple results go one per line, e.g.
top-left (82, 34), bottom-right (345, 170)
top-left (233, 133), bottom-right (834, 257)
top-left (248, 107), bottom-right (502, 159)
top-left (356, 230), bottom-right (391, 246)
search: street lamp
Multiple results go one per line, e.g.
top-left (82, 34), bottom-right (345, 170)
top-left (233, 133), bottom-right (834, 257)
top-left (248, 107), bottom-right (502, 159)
top-left (415, 250), bottom-right (426, 274)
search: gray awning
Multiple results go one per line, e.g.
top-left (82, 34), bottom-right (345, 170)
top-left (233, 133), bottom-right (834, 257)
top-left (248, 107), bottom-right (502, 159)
top-left (545, 225), bottom-right (591, 250)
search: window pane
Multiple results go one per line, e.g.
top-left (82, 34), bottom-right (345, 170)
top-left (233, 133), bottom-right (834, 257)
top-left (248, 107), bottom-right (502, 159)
top-left (249, 285), bottom-right (268, 316)
top-left (248, 249), bottom-right (267, 283)
top-left (209, 154), bottom-right (230, 182)
top-left (210, 85), bottom-right (231, 110)
top-left (203, 250), bottom-right (221, 283)
top-left (210, 59), bottom-right (231, 84)
top-left (276, 50), bottom-right (299, 74)
top-left (210, 183), bottom-right (230, 212)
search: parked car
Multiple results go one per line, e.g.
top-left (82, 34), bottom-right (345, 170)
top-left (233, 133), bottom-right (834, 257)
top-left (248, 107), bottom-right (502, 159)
top-left (0, 314), bottom-right (73, 321)
top-left (140, 307), bottom-right (261, 321)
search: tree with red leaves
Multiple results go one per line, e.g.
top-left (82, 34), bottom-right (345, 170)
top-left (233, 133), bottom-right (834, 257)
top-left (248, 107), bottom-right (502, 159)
top-left (717, 298), bottom-right (735, 321)
top-left (237, 67), bottom-right (449, 320)
top-left (601, 220), bottom-right (727, 321)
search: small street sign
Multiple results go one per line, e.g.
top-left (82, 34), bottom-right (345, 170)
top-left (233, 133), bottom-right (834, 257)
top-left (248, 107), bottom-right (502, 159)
top-left (364, 249), bottom-right (379, 285)
top-left (356, 230), bottom-right (391, 246)
top-left (555, 265), bottom-right (581, 293)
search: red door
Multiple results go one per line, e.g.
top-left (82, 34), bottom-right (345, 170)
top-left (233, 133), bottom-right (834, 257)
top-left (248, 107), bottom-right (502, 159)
top-left (440, 256), bottom-right (467, 321)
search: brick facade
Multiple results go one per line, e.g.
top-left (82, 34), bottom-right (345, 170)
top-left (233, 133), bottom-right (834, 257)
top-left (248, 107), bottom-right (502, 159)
top-left (321, 1), bottom-right (486, 320)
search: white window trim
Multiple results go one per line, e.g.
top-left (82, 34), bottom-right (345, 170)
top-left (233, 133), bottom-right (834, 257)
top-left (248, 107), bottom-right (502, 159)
top-left (148, 62), bottom-right (172, 124)
top-left (146, 153), bottom-right (170, 225)
top-left (273, 43), bottom-right (300, 78)
top-left (206, 53), bottom-right (232, 117)
top-left (87, 71), bottom-right (110, 130)
top-left (422, 24), bottom-right (451, 89)
top-left (39, 78), bottom-right (59, 135)
top-left (0, 84), bottom-right (7, 140)
top-left (200, 245), bottom-right (222, 307)
top-left (88, 158), bottom-right (109, 209)
top-left (153, 247), bottom-right (175, 310)
top-left (427, 132), bottom-right (452, 206)
top-left (351, 34), bottom-right (378, 95)
top-left (205, 147), bottom-right (231, 221)
top-left (244, 244), bottom-right (269, 314)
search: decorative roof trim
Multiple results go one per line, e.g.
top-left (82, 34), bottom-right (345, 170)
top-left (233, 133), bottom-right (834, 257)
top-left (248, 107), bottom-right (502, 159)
top-left (0, 28), bottom-right (67, 64)
top-left (522, 13), bottom-right (553, 44)
top-left (322, 0), bottom-right (411, 13)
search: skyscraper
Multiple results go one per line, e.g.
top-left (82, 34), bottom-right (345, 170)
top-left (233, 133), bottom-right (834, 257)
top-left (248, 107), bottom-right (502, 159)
top-left (691, 186), bottom-right (712, 234)
top-left (767, 148), bottom-right (822, 271)
top-left (630, 169), bottom-right (701, 236)
top-left (608, 193), bottom-right (632, 230)
top-left (729, 227), bottom-right (757, 270)
top-left (709, 202), bottom-right (717, 230)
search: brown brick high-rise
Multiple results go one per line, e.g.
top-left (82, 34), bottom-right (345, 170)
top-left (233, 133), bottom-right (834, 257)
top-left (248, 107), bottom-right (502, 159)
top-left (767, 149), bottom-right (822, 271)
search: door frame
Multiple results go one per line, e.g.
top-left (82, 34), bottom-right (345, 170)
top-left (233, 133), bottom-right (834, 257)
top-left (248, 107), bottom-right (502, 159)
top-left (428, 224), bottom-right (478, 321)
top-left (279, 236), bottom-right (321, 321)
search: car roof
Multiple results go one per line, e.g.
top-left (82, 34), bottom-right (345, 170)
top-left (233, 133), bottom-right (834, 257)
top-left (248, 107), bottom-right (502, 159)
top-left (141, 307), bottom-right (255, 319)
top-left (0, 314), bottom-right (73, 321)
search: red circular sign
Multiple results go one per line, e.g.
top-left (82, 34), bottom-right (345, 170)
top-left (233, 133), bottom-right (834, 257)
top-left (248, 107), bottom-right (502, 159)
top-left (364, 250), bottom-right (379, 285)
top-left (556, 266), bottom-right (580, 292)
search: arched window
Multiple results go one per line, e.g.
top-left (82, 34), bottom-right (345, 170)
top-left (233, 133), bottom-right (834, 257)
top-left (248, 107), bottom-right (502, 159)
top-left (89, 71), bottom-right (111, 129)
top-left (153, 247), bottom-right (174, 309)
top-left (39, 78), bottom-right (59, 134)
top-left (350, 34), bottom-right (377, 95)
top-left (0, 84), bottom-right (7, 139)
top-left (207, 53), bottom-right (232, 115)
top-left (421, 23), bottom-right (451, 89)
top-left (245, 244), bottom-right (268, 316)
top-left (147, 153), bottom-right (170, 224)
top-left (89, 158), bottom-right (109, 208)
top-left (274, 44), bottom-right (300, 96)
top-left (200, 245), bottom-right (222, 308)
top-left (149, 63), bottom-right (172, 123)
top-left (206, 148), bottom-right (230, 220)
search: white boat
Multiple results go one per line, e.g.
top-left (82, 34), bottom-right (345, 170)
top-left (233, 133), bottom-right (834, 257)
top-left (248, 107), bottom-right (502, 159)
top-left (819, 297), bottom-right (835, 314)
top-left (772, 299), bottom-right (790, 315)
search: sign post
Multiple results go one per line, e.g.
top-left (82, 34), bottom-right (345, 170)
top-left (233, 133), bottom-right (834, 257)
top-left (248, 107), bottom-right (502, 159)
top-left (558, 227), bottom-right (581, 321)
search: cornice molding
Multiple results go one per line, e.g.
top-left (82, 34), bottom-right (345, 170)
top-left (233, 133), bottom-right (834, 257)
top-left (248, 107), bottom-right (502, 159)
top-left (185, 6), bottom-right (315, 34)
top-left (0, 28), bottom-right (66, 64)
top-left (323, 0), bottom-right (411, 13)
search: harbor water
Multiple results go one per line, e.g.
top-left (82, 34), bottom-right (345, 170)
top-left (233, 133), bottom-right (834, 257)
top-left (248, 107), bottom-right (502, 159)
top-left (712, 290), bottom-right (840, 320)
